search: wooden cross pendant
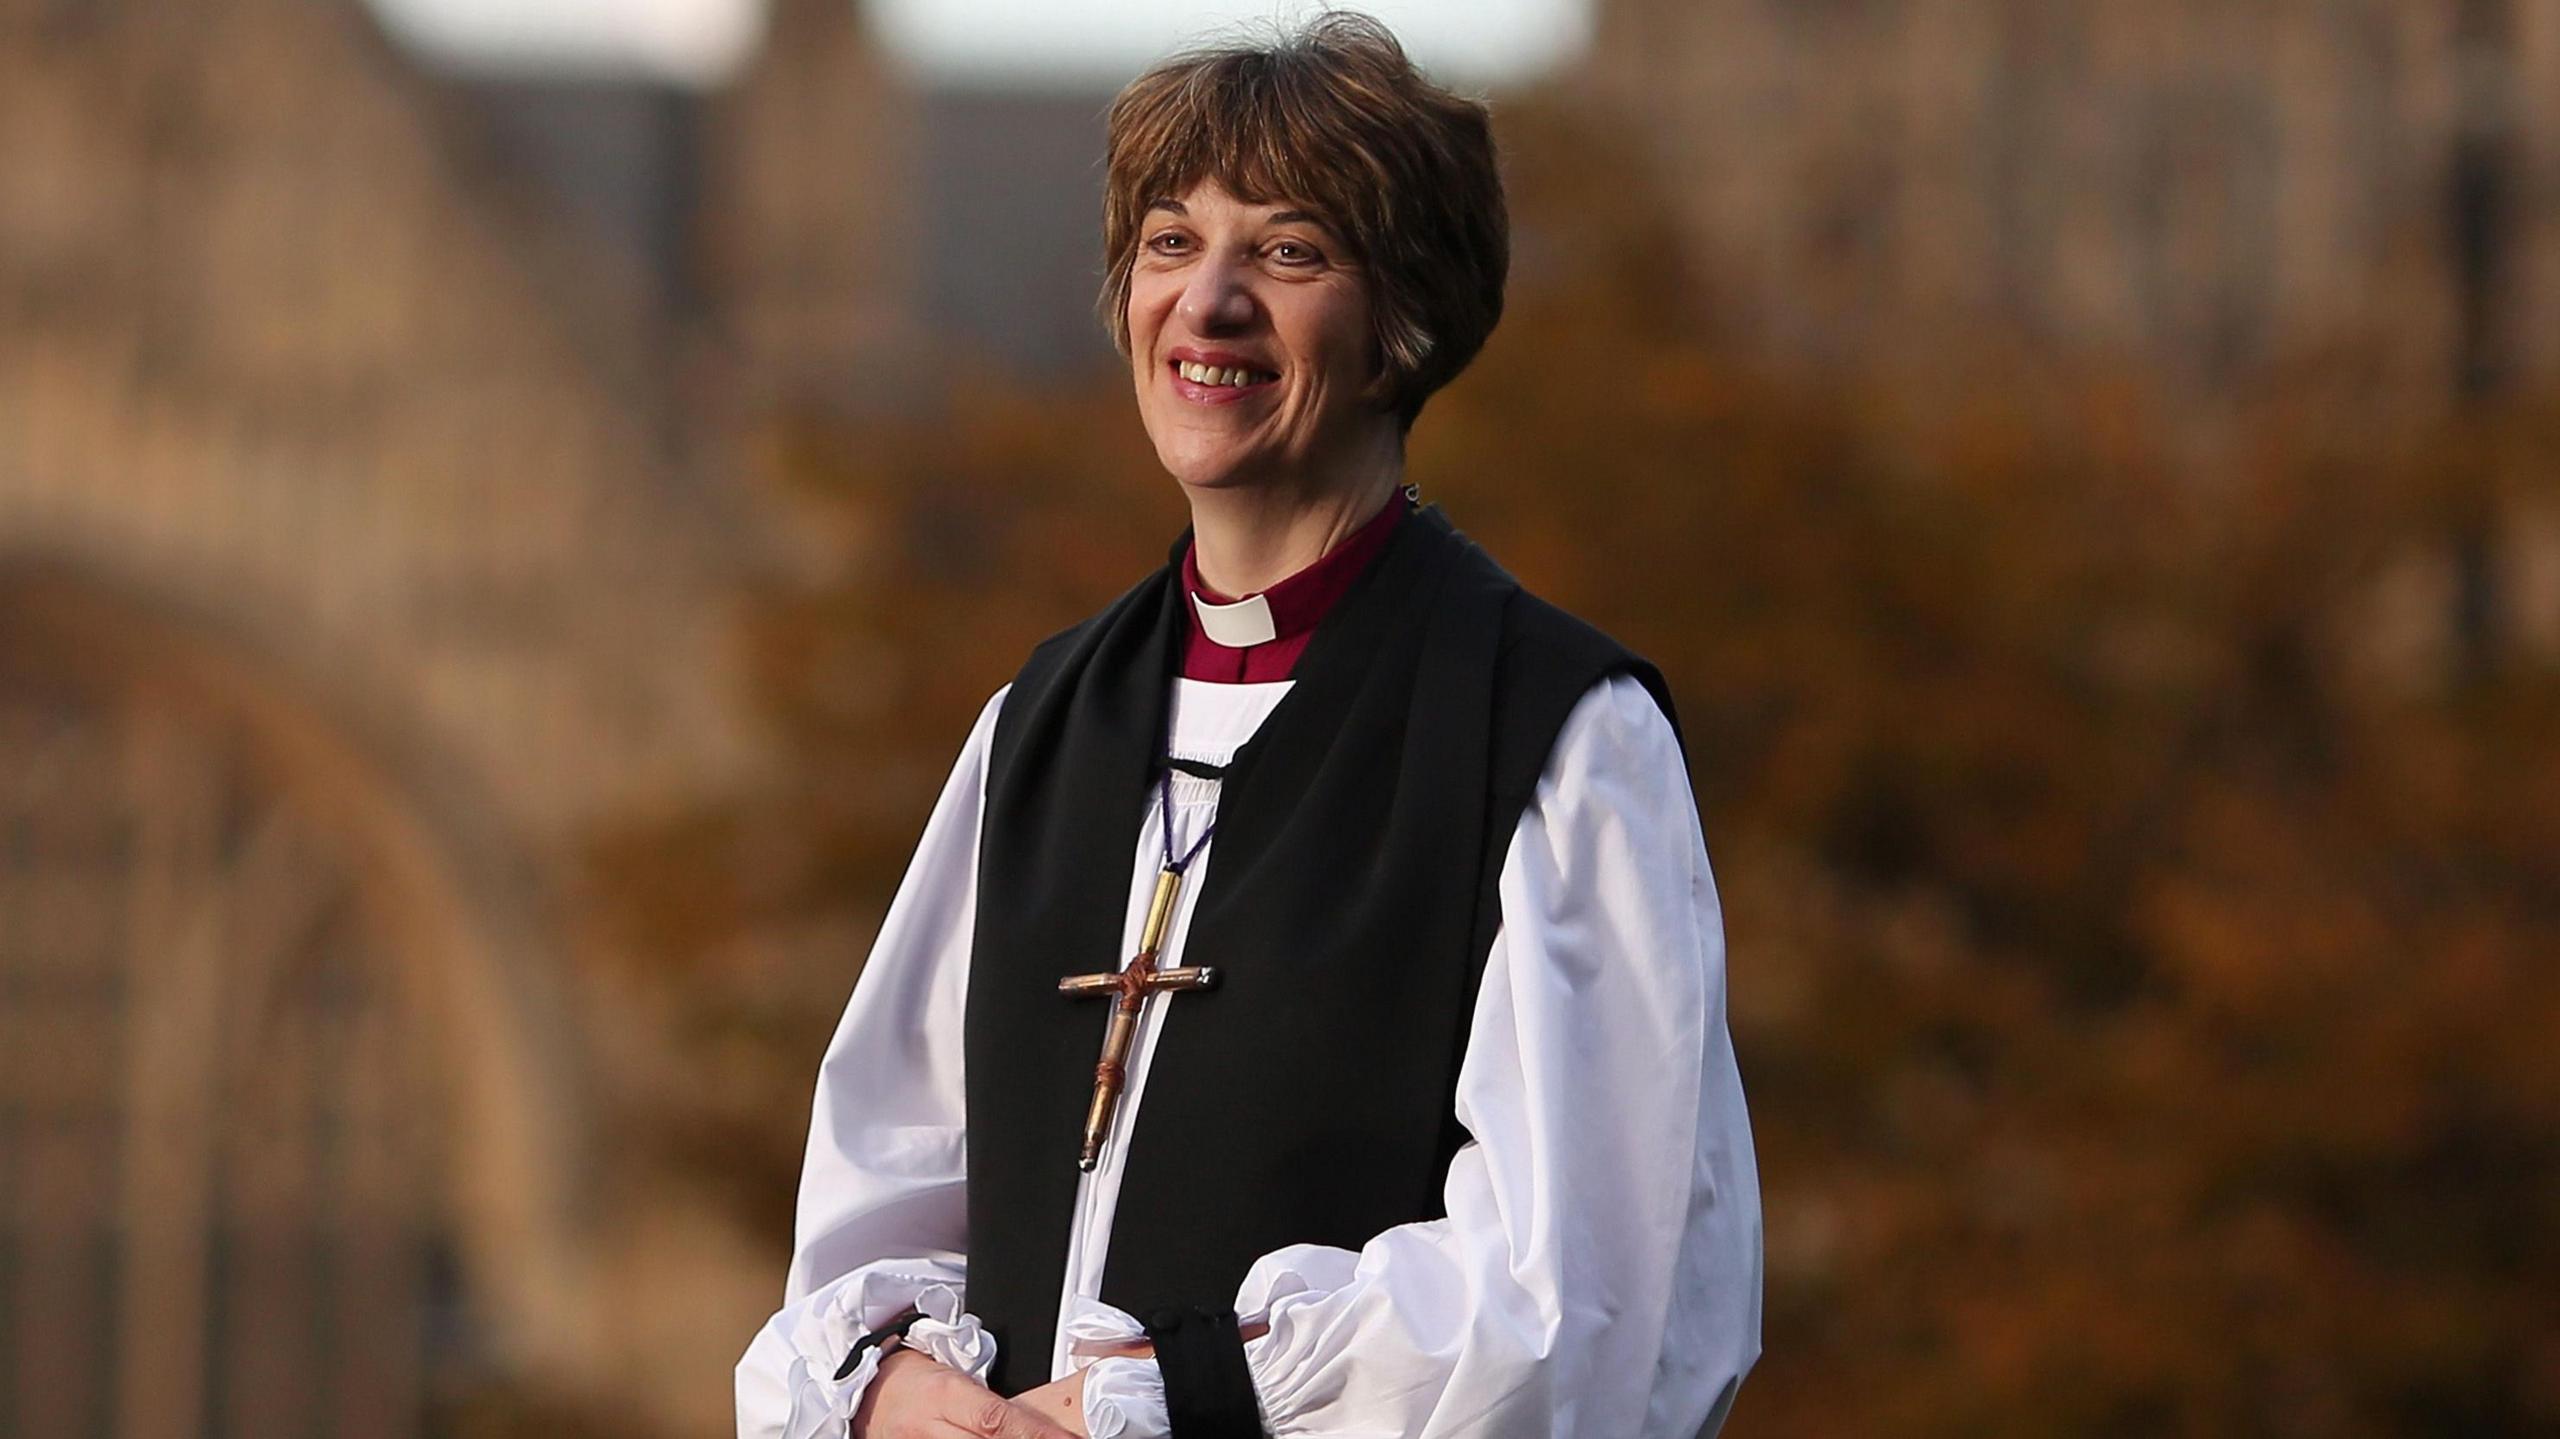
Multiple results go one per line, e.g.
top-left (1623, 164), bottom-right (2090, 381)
top-left (1058, 866), bottom-right (1220, 1170)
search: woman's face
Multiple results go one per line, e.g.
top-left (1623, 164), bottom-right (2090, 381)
top-left (1125, 179), bottom-right (1389, 494)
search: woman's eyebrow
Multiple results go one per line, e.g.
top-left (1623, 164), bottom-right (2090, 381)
top-left (1140, 198), bottom-right (1331, 230)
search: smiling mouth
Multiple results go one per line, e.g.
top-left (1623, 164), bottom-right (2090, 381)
top-left (1173, 360), bottom-right (1278, 388)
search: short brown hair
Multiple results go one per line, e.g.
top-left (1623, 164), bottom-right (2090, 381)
top-left (1097, 11), bottom-right (1508, 429)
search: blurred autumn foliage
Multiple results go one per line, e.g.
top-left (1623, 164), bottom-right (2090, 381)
top-left (593, 100), bottom-right (2560, 1434)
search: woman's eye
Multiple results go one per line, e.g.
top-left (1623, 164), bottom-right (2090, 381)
top-left (1270, 240), bottom-right (1323, 265)
top-left (1146, 231), bottom-right (1191, 254)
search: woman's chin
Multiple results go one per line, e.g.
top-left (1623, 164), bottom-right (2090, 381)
top-left (1158, 447), bottom-right (1274, 493)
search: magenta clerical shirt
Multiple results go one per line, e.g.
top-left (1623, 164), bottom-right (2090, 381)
top-left (1180, 496), bottom-right (1408, 683)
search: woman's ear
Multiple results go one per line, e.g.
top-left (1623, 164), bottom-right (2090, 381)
top-left (1359, 308), bottom-right (1435, 417)
top-left (1357, 331), bottom-right (1403, 415)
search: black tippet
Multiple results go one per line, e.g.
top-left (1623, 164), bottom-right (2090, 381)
top-left (963, 505), bottom-right (1677, 1399)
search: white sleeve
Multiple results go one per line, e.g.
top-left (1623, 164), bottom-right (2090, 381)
top-left (736, 688), bottom-right (1010, 1439)
top-left (1079, 673), bottom-right (1762, 1439)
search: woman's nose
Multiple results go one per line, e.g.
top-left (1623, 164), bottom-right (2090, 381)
top-left (1175, 256), bottom-right (1257, 333)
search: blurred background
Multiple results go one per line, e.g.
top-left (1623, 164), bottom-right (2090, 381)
top-left (4, 0), bottom-right (2558, 1434)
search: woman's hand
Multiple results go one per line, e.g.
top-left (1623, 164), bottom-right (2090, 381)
top-left (1007, 1367), bottom-right (1091, 1438)
top-left (853, 1349), bottom-right (1080, 1438)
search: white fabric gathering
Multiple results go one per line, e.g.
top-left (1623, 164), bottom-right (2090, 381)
top-left (735, 672), bottom-right (1762, 1438)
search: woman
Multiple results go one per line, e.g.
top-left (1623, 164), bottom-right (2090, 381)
top-left (737, 14), bottom-right (1760, 1438)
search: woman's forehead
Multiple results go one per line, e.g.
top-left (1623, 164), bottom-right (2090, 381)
top-left (1148, 177), bottom-right (1338, 228)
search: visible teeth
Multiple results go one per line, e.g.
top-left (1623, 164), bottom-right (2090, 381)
top-left (1178, 361), bottom-right (1269, 387)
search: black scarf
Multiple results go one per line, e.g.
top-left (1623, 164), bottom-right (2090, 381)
top-left (963, 506), bottom-right (1674, 1403)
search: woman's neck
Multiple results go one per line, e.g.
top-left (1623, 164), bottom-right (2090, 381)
top-left (1185, 440), bottom-right (1404, 597)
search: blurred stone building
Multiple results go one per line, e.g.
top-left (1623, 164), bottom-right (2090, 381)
top-left (1576, 0), bottom-right (2560, 666)
top-left (1583, 0), bottom-right (2560, 399)
top-left (0, 0), bottom-right (909, 1433)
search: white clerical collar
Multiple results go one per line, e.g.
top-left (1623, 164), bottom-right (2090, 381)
top-left (1190, 590), bottom-right (1278, 648)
